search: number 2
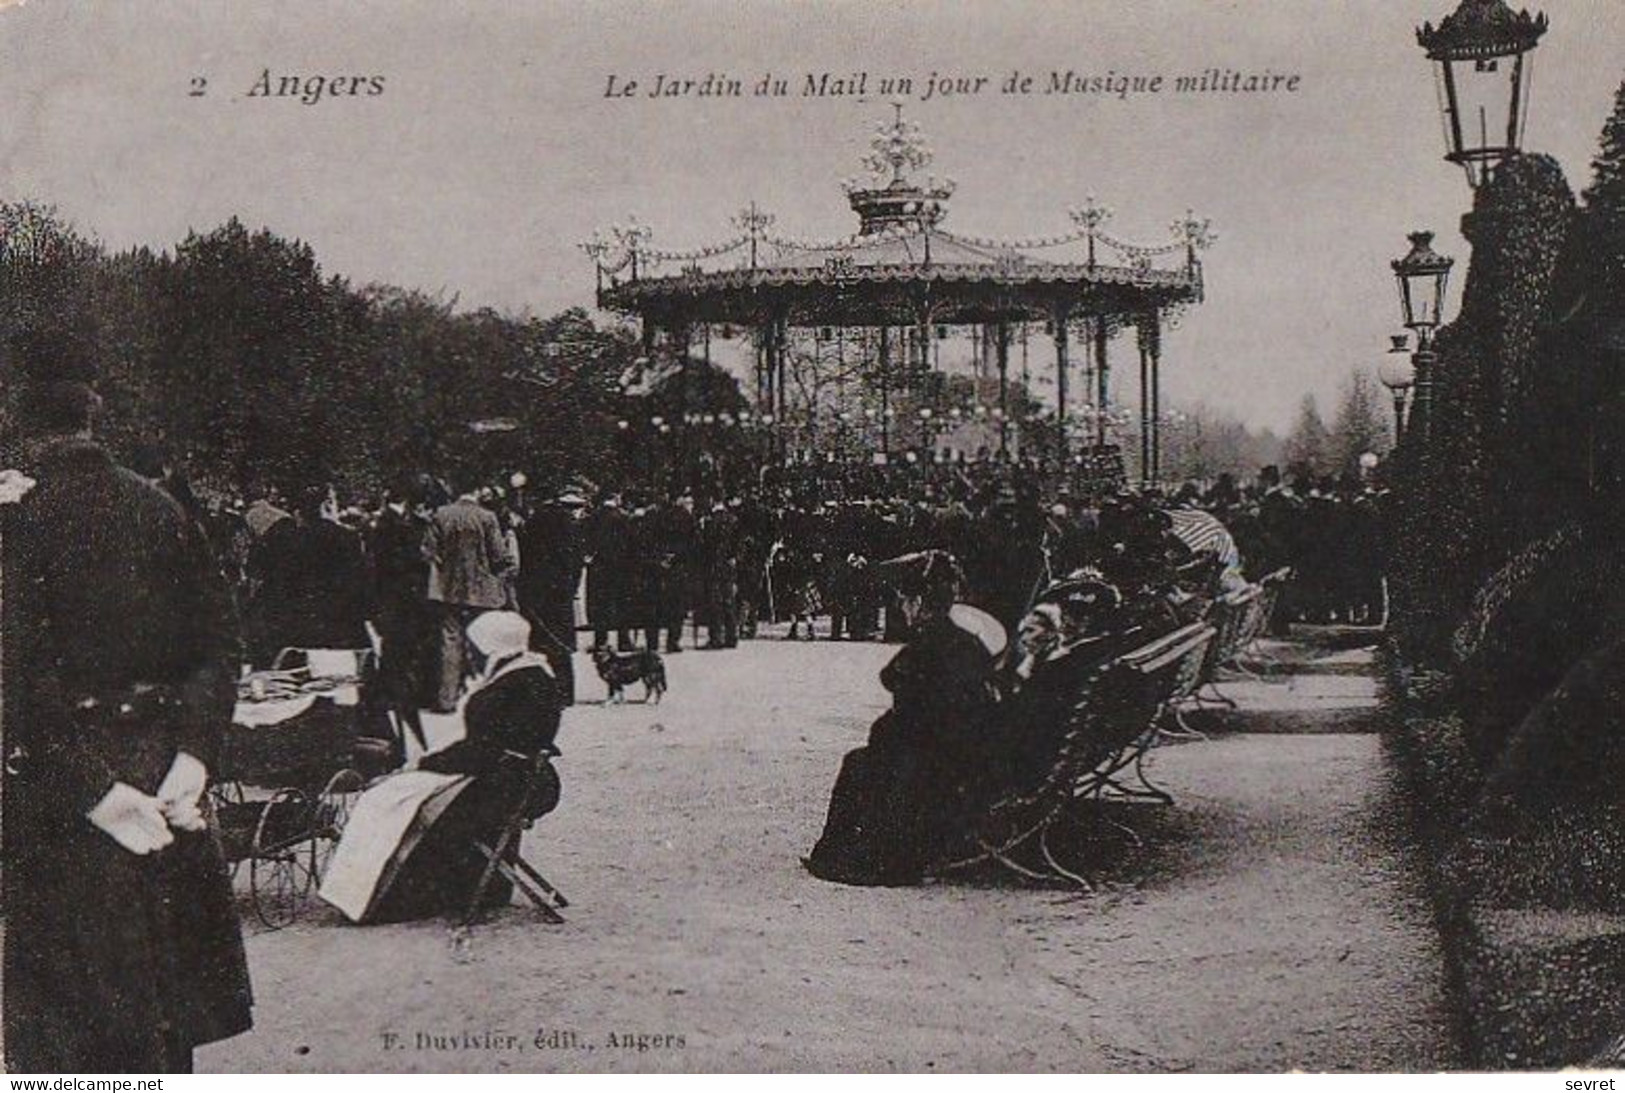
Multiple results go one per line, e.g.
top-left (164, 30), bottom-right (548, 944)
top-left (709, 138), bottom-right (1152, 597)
top-left (189, 76), bottom-right (207, 97)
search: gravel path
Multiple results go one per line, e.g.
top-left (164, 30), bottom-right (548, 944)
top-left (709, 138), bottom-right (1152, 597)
top-left (203, 638), bottom-right (1459, 1072)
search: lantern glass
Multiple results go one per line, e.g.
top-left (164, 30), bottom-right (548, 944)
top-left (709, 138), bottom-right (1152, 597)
top-left (1397, 267), bottom-right (1450, 331)
top-left (1435, 53), bottom-right (1530, 187)
top-left (1379, 347), bottom-right (1415, 393)
top-left (1392, 232), bottom-right (1454, 335)
top-left (1418, 1), bottom-right (1547, 188)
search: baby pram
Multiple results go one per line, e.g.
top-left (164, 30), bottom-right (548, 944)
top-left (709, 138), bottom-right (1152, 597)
top-left (213, 647), bottom-right (388, 928)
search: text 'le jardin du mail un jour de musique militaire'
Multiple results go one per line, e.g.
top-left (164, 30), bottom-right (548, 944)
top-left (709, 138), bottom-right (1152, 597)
top-left (603, 68), bottom-right (1304, 103)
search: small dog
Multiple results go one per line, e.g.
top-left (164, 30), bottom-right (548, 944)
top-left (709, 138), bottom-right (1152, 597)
top-left (592, 647), bottom-right (668, 704)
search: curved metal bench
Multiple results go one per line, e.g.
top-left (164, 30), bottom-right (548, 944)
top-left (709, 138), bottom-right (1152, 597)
top-left (934, 621), bottom-right (1216, 889)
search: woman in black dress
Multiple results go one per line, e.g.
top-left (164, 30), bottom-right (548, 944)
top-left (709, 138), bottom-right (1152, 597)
top-left (328, 610), bottom-right (564, 923)
top-left (805, 552), bottom-right (1002, 886)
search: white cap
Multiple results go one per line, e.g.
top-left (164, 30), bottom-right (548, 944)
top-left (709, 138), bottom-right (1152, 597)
top-left (466, 610), bottom-right (532, 656)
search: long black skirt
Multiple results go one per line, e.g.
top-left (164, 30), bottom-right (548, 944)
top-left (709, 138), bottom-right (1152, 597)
top-left (365, 772), bottom-right (523, 924)
top-left (804, 743), bottom-right (963, 887)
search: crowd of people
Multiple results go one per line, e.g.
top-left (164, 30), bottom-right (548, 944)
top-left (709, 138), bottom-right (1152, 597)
top-left (0, 354), bottom-right (1397, 1071)
top-left (162, 453), bottom-right (1392, 731)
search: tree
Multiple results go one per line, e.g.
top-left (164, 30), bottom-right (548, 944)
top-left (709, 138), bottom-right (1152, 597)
top-left (1330, 370), bottom-right (1390, 476)
top-left (0, 202), bottom-right (101, 346)
top-left (152, 219), bottom-right (339, 488)
top-left (1282, 394), bottom-right (1331, 482)
top-left (1576, 81), bottom-right (1625, 506)
top-left (1157, 403), bottom-right (1282, 484)
top-left (1583, 80), bottom-right (1625, 291)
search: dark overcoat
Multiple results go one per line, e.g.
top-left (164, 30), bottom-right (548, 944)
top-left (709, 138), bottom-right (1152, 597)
top-left (583, 504), bottom-right (631, 630)
top-left (515, 506), bottom-right (584, 649)
top-left (1, 439), bottom-right (253, 1071)
top-left (246, 516), bottom-right (371, 663)
top-left (805, 614), bottom-right (998, 885)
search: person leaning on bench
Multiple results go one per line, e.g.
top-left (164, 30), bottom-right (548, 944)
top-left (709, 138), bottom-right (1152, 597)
top-left (804, 551), bottom-right (1006, 887)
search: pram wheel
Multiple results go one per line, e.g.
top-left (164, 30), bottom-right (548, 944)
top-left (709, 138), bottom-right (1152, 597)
top-left (313, 769), bottom-right (365, 874)
top-left (250, 788), bottom-right (317, 930)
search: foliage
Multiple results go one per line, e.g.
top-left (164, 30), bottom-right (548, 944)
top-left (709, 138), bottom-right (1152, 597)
top-left (1281, 394), bottom-right (1331, 481)
top-left (1158, 403), bottom-right (1282, 483)
top-left (1329, 369), bottom-right (1390, 476)
top-left (1573, 80), bottom-right (1625, 510)
top-left (1386, 106), bottom-right (1625, 884)
top-left (0, 204), bottom-right (676, 500)
top-left (1389, 155), bottom-right (1578, 664)
top-left (0, 203), bottom-right (102, 457)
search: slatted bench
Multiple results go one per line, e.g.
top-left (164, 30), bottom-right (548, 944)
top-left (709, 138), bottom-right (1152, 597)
top-left (933, 620), bottom-right (1216, 888)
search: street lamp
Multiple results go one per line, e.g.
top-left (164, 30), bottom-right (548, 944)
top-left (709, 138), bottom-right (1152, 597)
top-left (1392, 232), bottom-right (1454, 344)
top-left (1392, 232), bottom-right (1454, 441)
top-left (1379, 335), bottom-right (1416, 441)
top-left (1417, 0), bottom-right (1548, 190)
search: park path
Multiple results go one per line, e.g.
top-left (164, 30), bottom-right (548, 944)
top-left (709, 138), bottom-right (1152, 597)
top-left (203, 633), bottom-right (1458, 1073)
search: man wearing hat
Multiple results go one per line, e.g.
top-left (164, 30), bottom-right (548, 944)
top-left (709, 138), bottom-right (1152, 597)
top-left (1, 345), bottom-right (252, 1072)
top-left (698, 498), bottom-right (741, 649)
top-left (424, 473), bottom-right (516, 711)
top-left (515, 486), bottom-right (588, 704)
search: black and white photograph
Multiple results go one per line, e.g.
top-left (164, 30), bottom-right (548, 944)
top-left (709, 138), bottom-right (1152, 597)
top-left (1, 0), bottom-right (1624, 1077)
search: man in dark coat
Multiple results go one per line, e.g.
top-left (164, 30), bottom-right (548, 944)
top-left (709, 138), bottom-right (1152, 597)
top-left (584, 496), bottom-right (634, 651)
top-left (246, 484), bottom-right (372, 666)
top-left (698, 500), bottom-right (740, 649)
top-left (366, 482), bottom-right (434, 734)
top-left (515, 491), bottom-right (587, 703)
top-left (649, 495), bottom-right (697, 653)
top-left (1, 377), bottom-right (252, 1072)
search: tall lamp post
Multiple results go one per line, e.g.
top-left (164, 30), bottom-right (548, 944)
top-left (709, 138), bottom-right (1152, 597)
top-left (1391, 231), bottom-right (1454, 443)
top-left (1379, 335), bottom-right (1417, 442)
top-left (1417, 0), bottom-right (1547, 190)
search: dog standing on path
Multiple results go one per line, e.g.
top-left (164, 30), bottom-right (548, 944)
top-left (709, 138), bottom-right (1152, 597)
top-left (591, 647), bottom-right (668, 704)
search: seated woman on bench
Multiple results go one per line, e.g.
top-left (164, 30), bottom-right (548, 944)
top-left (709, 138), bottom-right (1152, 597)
top-left (805, 551), bottom-right (1005, 887)
top-left (994, 576), bottom-right (1142, 795)
top-left (321, 610), bottom-right (563, 923)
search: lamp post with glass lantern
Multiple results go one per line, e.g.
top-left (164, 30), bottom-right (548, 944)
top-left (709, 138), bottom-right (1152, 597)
top-left (1417, 0), bottom-right (1547, 190)
top-left (1391, 231), bottom-right (1454, 443)
top-left (1379, 335), bottom-right (1417, 443)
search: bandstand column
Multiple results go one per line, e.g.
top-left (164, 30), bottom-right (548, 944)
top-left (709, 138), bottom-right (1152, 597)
top-left (1150, 317), bottom-right (1163, 484)
top-left (879, 325), bottom-right (892, 456)
top-left (996, 321), bottom-right (1011, 455)
top-left (915, 306), bottom-right (932, 399)
top-left (1144, 319), bottom-right (1157, 480)
top-left (755, 319), bottom-right (773, 416)
top-left (1094, 319), bottom-right (1111, 448)
top-left (774, 316), bottom-right (789, 435)
top-left (1053, 306), bottom-right (1071, 452)
top-left (672, 323), bottom-right (694, 431)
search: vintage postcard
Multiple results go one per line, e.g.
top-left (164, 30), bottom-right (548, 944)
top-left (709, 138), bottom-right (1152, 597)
top-left (1, 0), bottom-right (1623, 1077)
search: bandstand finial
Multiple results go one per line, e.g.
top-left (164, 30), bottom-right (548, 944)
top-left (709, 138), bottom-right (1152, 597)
top-left (845, 105), bottom-right (954, 235)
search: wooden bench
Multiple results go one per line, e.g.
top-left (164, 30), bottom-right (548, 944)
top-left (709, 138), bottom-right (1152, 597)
top-left (933, 621), bottom-right (1216, 888)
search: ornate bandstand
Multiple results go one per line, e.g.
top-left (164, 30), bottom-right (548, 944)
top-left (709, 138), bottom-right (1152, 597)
top-left (584, 106), bottom-right (1214, 483)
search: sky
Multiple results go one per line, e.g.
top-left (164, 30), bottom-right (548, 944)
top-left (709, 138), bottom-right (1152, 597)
top-left (1, 0), bottom-right (1621, 432)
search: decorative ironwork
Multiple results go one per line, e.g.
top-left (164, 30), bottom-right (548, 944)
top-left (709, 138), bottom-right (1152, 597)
top-left (1171, 210), bottom-right (1218, 253)
top-left (823, 255), bottom-right (859, 281)
top-left (1417, 0), bottom-right (1547, 60)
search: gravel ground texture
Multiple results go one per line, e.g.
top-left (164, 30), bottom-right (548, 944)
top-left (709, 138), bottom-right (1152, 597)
top-left (197, 635), bottom-right (1461, 1073)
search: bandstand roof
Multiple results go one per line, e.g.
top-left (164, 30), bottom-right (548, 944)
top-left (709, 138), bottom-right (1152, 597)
top-left (585, 108), bottom-right (1214, 331)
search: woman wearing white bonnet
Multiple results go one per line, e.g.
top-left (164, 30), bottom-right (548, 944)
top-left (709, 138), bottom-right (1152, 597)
top-left (322, 610), bottom-right (564, 923)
